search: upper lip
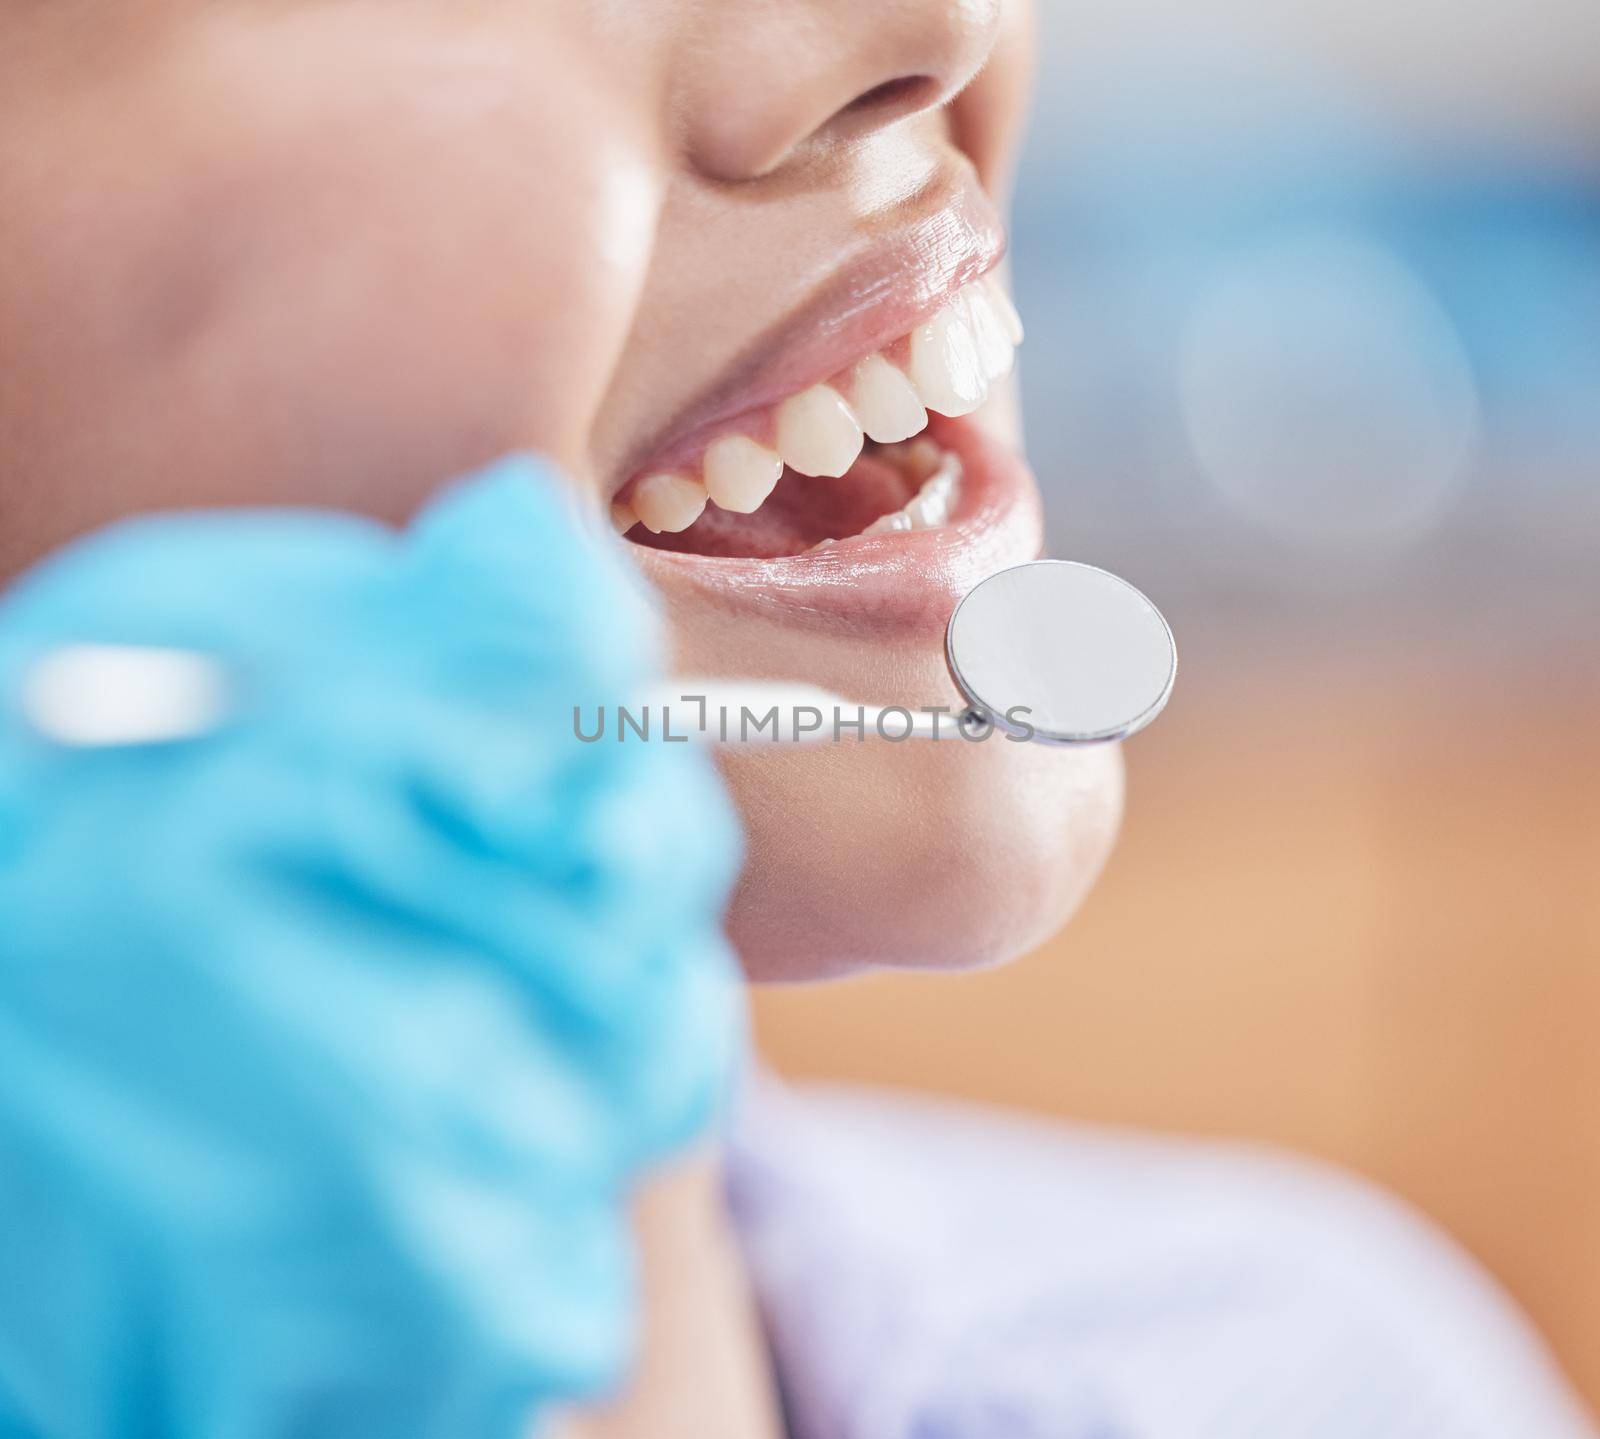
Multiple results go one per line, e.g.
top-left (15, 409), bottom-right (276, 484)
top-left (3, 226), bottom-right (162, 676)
top-left (613, 162), bottom-right (1006, 491)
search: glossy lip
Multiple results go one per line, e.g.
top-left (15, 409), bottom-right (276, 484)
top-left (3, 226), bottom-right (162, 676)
top-left (612, 167), bottom-right (1007, 492)
top-left (630, 411), bottom-right (1044, 639)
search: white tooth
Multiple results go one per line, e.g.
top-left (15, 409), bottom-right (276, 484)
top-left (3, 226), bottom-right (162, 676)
top-left (865, 509), bottom-right (914, 535)
top-left (631, 472), bottom-right (707, 533)
top-left (984, 275), bottom-right (1024, 345)
top-left (848, 355), bottom-right (927, 444)
top-left (963, 286), bottom-right (1016, 382)
top-left (703, 434), bottom-right (782, 513)
top-left (907, 304), bottom-right (988, 417)
top-left (775, 384), bottom-right (864, 477)
top-left (906, 478), bottom-right (954, 528)
top-left (859, 448), bottom-right (964, 536)
top-left (609, 499), bottom-right (638, 535)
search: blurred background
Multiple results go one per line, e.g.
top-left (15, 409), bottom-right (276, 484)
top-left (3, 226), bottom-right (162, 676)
top-left (755, 0), bottom-right (1600, 1410)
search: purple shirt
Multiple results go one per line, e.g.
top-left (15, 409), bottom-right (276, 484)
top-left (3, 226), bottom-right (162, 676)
top-left (728, 1079), bottom-right (1594, 1439)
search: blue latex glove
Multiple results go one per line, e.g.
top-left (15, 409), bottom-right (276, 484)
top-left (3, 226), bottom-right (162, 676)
top-left (0, 458), bottom-right (744, 1438)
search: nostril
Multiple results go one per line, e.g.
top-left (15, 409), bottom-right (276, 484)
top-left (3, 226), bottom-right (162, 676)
top-left (830, 74), bottom-right (942, 138)
top-left (847, 75), bottom-right (937, 117)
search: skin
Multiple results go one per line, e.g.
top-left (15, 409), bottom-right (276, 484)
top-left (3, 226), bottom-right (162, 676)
top-left (0, 0), bottom-right (1121, 979)
top-left (0, 0), bottom-right (1121, 1425)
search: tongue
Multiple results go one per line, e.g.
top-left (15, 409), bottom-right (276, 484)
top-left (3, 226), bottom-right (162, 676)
top-left (630, 451), bottom-right (914, 559)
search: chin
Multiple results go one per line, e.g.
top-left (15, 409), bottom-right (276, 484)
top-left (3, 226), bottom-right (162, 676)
top-left (629, 410), bottom-right (1126, 981)
top-left (627, 405), bottom-right (1128, 980)
top-left (622, 371), bottom-right (1136, 977)
top-left (720, 729), bottom-right (1124, 981)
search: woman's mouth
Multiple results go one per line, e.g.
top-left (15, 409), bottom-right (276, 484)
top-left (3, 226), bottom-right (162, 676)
top-left (612, 271), bottom-right (1022, 559)
top-left (609, 166), bottom-right (1045, 639)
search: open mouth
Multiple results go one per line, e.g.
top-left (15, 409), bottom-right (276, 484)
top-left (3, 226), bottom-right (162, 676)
top-left (613, 272), bottom-right (1021, 560)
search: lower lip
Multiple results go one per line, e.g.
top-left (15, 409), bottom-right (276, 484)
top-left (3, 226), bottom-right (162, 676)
top-left (629, 413), bottom-right (1044, 638)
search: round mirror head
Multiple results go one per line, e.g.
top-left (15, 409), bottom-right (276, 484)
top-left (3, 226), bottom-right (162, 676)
top-left (945, 560), bottom-right (1176, 744)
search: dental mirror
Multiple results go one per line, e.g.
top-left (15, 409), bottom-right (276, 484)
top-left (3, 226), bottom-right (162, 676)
top-left (945, 560), bottom-right (1176, 744)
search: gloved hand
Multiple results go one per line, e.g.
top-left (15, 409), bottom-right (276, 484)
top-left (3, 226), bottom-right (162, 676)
top-left (0, 458), bottom-right (744, 1438)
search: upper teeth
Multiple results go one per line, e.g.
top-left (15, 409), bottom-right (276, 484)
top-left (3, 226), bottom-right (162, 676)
top-left (614, 273), bottom-right (1021, 534)
top-left (703, 433), bottom-right (782, 513)
top-left (850, 354), bottom-right (927, 443)
top-left (775, 382), bottom-right (863, 478)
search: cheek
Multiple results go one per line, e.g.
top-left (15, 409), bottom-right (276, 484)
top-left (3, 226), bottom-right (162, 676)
top-left (0, 11), bottom-right (662, 571)
top-left (189, 99), bottom-right (661, 510)
top-left (214, 18), bottom-right (667, 489)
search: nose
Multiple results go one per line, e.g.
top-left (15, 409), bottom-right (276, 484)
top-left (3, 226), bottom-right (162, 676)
top-left (680, 0), bottom-right (1002, 181)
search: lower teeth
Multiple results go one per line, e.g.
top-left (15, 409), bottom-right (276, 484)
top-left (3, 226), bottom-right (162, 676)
top-left (800, 438), bottom-right (961, 553)
top-left (858, 444), bottom-right (961, 538)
